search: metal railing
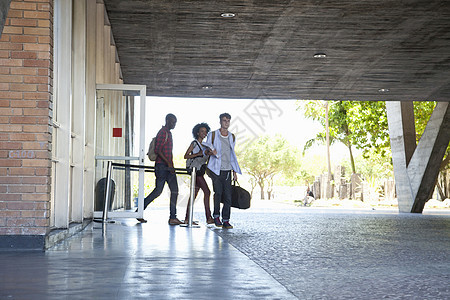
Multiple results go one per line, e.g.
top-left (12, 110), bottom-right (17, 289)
top-left (100, 161), bottom-right (199, 227)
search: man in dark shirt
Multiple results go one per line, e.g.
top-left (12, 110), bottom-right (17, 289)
top-left (139, 113), bottom-right (182, 225)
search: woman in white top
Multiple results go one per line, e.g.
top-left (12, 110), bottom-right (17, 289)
top-left (184, 123), bottom-right (214, 225)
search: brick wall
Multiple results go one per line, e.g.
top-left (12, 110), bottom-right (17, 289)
top-left (0, 0), bottom-right (52, 236)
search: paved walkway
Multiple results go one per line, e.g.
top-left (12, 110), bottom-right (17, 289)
top-left (1, 200), bottom-right (449, 299)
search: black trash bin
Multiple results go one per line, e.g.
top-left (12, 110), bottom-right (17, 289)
top-left (95, 178), bottom-right (116, 211)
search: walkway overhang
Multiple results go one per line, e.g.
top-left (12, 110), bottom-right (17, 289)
top-left (103, 0), bottom-right (450, 101)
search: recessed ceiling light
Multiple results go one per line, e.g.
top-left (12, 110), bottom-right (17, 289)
top-left (221, 13), bottom-right (235, 18)
top-left (313, 53), bottom-right (327, 58)
top-left (202, 85), bottom-right (212, 90)
top-left (378, 88), bottom-right (390, 93)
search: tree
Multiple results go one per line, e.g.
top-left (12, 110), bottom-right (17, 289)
top-left (238, 135), bottom-right (300, 200)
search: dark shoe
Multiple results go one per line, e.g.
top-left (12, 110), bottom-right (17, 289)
top-left (136, 218), bottom-right (147, 223)
top-left (206, 217), bottom-right (215, 225)
top-left (183, 219), bottom-right (199, 225)
top-left (222, 221), bottom-right (233, 229)
top-left (214, 217), bottom-right (222, 227)
top-left (168, 218), bottom-right (182, 225)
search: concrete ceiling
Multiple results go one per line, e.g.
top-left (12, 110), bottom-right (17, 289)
top-left (103, 0), bottom-right (450, 101)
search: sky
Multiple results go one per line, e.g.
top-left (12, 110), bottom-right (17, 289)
top-left (142, 97), bottom-right (326, 157)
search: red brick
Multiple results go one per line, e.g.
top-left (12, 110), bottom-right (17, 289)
top-left (23, 43), bottom-right (50, 52)
top-left (11, 51), bottom-right (37, 59)
top-left (37, 84), bottom-right (49, 92)
top-left (34, 218), bottom-right (49, 227)
top-left (23, 107), bottom-right (48, 115)
top-left (10, 116), bottom-right (37, 124)
top-left (0, 133), bottom-right (9, 141)
top-left (10, 35), bottom-right (38, 43)
top-left (11, 100), bottom-right (38, 108)
top-left (0, 150), bottom-right (8, 158)
top-left (0, 124), bottom-right (22, 132)
top-left (0, 99), bottom-right (9, 107)
top-left (23, 76), bottom-right (48, 84)
top-left (0, 67), bottom-right (10, 74)
top-left (11, 67), bottom-right (37, 75)
top-left (9, 167), bottom-right (35, 175)
top-left (37, 68), bottom-right (49, 76)
top-left (0, 83), bottom-right (9, 90)
top-left (22, 193), bottom-right (48, 201)
top-left (0, 168), bottom-right (6, 176)
top-left (0, 117), bottom-right (9, 123)
top-left (0, 58), bottom-right (22, 67)
top-left (23, 159), bottom-right (49, 167)
top-left (2, 27), bottom-right (23, 35)
top-left (37, 36), bottom-right (51, 44)
top-left (10, 2), bottom-right (37, 10)
top-left (0, 210), bottom-right (21, 218)
top-left (10, 133), bottom-right (36, 141)
top-left (22, 176), bottom-right (47, 184)
top-left (10, 83), bottom-right (37, 92)
top-left (35, 185), bottom-right (49, 193)
top-left (0, 50), bottom-right (9, 58)
top-left (9, 185), bottom-right (35, 193)
top-left (24, 11), bottom-right (50, 20)
top-left (23, 59), bottom-right (49, 68)
top-left (0, 159), bottom-right (22, 167)
top-left (0, 74), bottom-right (23, 83)
top-left (0, 141), bottom-right (22, 150)
top-left (0, 43), bottom-right (22, 50)
top-left (34, 151), bottom-right (50, 159)
top-left (22, 124), bottom-right (46, 132)
top-left (23, 27), bottom-right (50, 36)
top-left (0, 176), bottom-right (22, 184)
top-left (36, 100), bottom-right (49, 108)
top-left (35, 167), bottom-right (50, 176)
top-left (37, 19), bottom-right (51, 28)
top-left (7, 9), bottom-right (23, 19)
top-left (21, 210), bottom-right (48, 218)
top-left (0, 34), bottom-right (10, 42)
top-left (0, 185), bottom-right (6, 193)
top-left (0, 194), bottom-right (22, 201)
top-left (23, 141), bottom-right (46, 150)
top-left (7, 218), bottom-right (35, 227)
top-left (10, 18), bottom-right (38, 27)
top-left (0, 91), bottom-right (23, 99)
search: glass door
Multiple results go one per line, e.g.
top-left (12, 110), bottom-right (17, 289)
top-left (94, 84), bottom-right (146, 219)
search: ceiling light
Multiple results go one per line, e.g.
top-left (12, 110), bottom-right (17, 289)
top-left (313, 53), bottom-right (327, 58)
top-left (202, 85), bottom-right (212, 90)
top-left (378, 88), bottom-right (390, 93)
top-left (221, 13), bottom-right (235, 18)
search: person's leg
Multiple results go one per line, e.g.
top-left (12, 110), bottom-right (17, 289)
top-left (196, 176), bottom-right (212, 220)
top-left (221, 171), bottom-right (232, 222)
top-left (166, 171), bottom-right (179, 220)
top-left (143, 165), bottom-right (167, 209)
top-left (210, 171), bottom-right (223, 219)
top-left (185, 183), bottom-right (201, 222)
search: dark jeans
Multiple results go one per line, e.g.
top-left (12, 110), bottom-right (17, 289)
top-left (210, 170), bottom-right (232, 221)
top-left (144, 163), bottom-right (178, 219)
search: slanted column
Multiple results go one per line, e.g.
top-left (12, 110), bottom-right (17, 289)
top-left (387, 101), bottom-right (450, 213)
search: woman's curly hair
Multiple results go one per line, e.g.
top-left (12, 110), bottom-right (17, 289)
top-left (192, 122), bottom-right (210, 138)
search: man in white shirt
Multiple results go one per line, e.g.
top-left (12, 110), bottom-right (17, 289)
top-left (206, 113), bottom-right (241, 229)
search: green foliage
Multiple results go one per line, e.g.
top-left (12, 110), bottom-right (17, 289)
top-left (238, 135), bottom-right (302, 198)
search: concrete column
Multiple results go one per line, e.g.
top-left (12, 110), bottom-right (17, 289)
top-left (387, 101), bottom-right (450, 213)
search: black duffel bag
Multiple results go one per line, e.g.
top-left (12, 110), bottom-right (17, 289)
top-left (221, 180), bottom-right (251, 209)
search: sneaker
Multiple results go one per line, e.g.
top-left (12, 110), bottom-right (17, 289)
top-left (168, 218), bottom-right (182, 225)
top-left (206, 218), bottom-right (215, 225)
top-left (222, 221), bottom-right (233, 229)
top-left (136, 218), bottom-right (147, 223)
top-left (214, 217), bottom-right (222, 227)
